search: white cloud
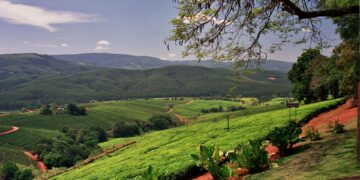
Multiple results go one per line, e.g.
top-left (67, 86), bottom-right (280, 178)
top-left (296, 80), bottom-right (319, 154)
top-left (60, 43), bottom-right (69, 47)
top-left (168, 53), bottom-right (176, 58)
top-left (94, 40), bottom-right (110, 52)
top-left (0, 0), bottom-right (101, 32)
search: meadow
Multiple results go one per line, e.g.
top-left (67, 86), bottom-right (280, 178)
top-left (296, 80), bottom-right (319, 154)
top-left (53, 99), bottom-right (342, 179)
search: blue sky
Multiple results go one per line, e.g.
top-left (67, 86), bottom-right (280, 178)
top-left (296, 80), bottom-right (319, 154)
top-left (0, 0), bottom-right (341, 62)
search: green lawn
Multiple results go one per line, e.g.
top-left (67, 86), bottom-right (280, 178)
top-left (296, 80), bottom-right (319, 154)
top-left (53, 99), bottom-right (342, 179)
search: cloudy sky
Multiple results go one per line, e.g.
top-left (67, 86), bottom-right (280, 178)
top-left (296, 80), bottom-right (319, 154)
top-left (0, 0), bottom-right (341, 62)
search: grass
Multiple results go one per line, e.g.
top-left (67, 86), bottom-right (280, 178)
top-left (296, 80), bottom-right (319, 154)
top-left (0, 99), bottom-right (186, 131)
top-left (52, 99), bottom-right (342, 179)
top-left (246, 130), bottom-right (360, 180)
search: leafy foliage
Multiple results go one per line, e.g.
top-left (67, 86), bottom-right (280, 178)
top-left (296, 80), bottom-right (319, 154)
top-left (67, 104), bottom-right (87, 116)
top-left (228, 140), bottom-right (269, 173)
top-left (40, 105), bottom-right (53, 115)
top-left (266, 121), bottom-right (303, 155)
top-left (0, 162), bottom-right (33, 180)
top-left (191, 145), bottom-right (232, 180)
top-left (329, 120), bottom-right (345, 134)
top-left (305, 126), bottom-right (321, 141)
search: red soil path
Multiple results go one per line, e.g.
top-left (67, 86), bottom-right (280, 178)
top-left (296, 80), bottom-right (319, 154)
top-left (174, 113), bottom-right (187, 124)
top-left (23, 151), bottom-right (47, 172)
top-left (195, 99), bottom-right (357, 180)
top-left (0, 125), bottom-right (48, 172)
top-left (0, 126), bottom-right (19, 135)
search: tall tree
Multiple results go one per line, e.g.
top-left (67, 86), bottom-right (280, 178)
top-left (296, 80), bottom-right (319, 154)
top-left (168, 0), bottom-right (359, 67)
top-left (288, 49), bottom-right (321, 103)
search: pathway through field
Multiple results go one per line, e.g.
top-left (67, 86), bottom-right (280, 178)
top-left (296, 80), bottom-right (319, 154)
top-left (23, 151), bottom-right (47, 172)
top-left (0, 126), bottom-right (19, 135)
top-left (0, 124), bottom-right (47, 172)
top-left (194, 99), bottom-right (357, 180)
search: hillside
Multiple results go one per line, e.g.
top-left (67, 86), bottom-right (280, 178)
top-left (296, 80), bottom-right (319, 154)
top-left (0, 64), bottom-right (291, 110)
top-left (0, 53), bottom-right (100, 92)
top-left (54, 53), bottom-right (293, 72)
top-left (53, 99), bottom-right (343, 179)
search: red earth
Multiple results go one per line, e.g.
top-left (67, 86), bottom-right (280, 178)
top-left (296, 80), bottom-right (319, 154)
top-left (174, 113), bottom-right (187, 124)
top-left (0, 126), bottom-right (19, 136)
top-left (23, 151), bottom-right (47, 172)
top-left (0, 126), bottom-right (48, 172)
top-left (194, 99), bottom-right (357, 180)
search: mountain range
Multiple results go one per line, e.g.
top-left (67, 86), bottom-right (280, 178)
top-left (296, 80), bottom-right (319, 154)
top-left (0, 53), bottom-right (292, 110)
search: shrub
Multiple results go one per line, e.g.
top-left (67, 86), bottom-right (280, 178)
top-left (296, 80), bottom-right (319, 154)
top-left (329, 120), bottom-right (345, 134)
top-left (227, 106), bottom-right (246, 112)
top-left (90, 127), bottom-right (108, 142)
top-left (228, 140), bottom-right (268, 173)
top-left (191, 145), bottom-right (232, 180)
top-left (148, 115), bottom-right (176, 130)
top-left (112, 122), bottom-right (140, 137)
top-left (40, 105), bottom-right (52, 115)
top-left (305, 126), bottom-right (321, 141)
top-left (67, 104), bottom-right (87, 116)
top-left (266, 121), bottom-right (303, 155)
top-left (0, 162), bottom-right (33, 180)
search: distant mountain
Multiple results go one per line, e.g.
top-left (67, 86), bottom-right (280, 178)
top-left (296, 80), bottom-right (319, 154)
top-left (0, 65), bottom-right (291, 110)
top-left (0, 53), bottom-right (100, 92)
top-left (54, 53), bottom-right (293, 72)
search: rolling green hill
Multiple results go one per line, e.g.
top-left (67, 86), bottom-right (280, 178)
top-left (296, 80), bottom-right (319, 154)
top-left (0, 63), bottom-right (291, 110)
top-left (54, 53), bottom-right (293, 72)
top-left (52, 99), bottom-right (342, 179)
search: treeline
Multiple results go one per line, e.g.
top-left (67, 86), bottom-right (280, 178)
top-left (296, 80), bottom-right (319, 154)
top-left (35, 127), bottom-right (106, 168)
top-left (289, 15), bottom-right (359, 104)
top-left (39, 103), bottom-right (87, 116)
top-left (201, 105), bottom-right (246, 114)
top-left (111, 115), bottom-right (180, 137)
top-left (35, 115), bottom-right (179, 169)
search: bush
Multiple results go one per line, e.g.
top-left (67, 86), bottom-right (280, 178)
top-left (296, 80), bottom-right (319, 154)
top-left (67, 103), bottom-right (87, 116)
top-left (266, 121), bottom-right (303, 155)
top-left (227, 106), bottom-right (246, 112)
top-left (191, 145), bottom-right (231, 180)
top-left (0, 162), bottom-right (33, 180)
top-left (305, 126), bottom-right (321, 141)
top-left (40, 105), bottom-right (52, 115)
top-left (228, 140), bottom-right (268, 173)
top-left (329, 120), bottom-right (345, 134)
top-left (112, 122), bottom-right (140, 137)
top-left (148, 115), bottom-right (176, 130)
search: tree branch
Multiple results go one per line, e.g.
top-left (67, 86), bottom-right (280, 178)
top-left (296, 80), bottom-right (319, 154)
top-left (279, 0), bottom-right (359, 19)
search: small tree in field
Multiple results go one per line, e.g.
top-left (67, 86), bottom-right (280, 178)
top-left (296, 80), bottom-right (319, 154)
top-left (40, 105), bottom-right (52, 115)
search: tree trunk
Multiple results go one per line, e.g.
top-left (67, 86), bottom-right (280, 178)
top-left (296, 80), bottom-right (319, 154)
top-left (357, 82), bottom-right (360, 164)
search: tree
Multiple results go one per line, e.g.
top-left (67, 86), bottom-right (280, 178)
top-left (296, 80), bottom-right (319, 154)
top-left (40, 105), bottom-right (52, 115)
top-left (148, 115), bottom-right (175, 130)
top-left (288, 49), bottom-right (321, 103)
top-left (168, 0), bottom-right (359, 67)
top-left (67, 104), bottom-right (87, 116)
top-left (0, 162), bottom-right (33, 180)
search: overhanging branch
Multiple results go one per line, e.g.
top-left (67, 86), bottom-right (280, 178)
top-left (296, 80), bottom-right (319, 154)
top-left (279, 0), bottom-right (359, 19)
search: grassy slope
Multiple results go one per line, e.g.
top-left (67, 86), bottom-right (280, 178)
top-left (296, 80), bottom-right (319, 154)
top-left (0, 99), bottom-right (187, 165)
top-left (53, 99), bottom-right (342, 179)
top-left (246, 130), bottom-right (360, 179)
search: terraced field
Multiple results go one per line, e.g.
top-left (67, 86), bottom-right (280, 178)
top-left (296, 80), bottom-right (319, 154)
top-left (53, 99), bottom-right (342, 179)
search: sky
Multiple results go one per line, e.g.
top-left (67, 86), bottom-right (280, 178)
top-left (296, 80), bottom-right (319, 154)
top-left (0, 0), bottom-right (341, 62)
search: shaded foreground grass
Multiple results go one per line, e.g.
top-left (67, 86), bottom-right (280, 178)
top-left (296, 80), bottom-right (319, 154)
top-left (246, 130), bottom-right (360, 180)
top-left (53, 99), bottom-right (342, 179)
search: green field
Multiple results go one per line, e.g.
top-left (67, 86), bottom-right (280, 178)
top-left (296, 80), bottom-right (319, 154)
top-left (0, 99), bottom-right (190, 165)
top-left (53, 99), bottom-right (342, 179)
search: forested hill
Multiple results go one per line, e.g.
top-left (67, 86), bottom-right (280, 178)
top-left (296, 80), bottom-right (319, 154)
top-left (54, 53), bottom-right (293, 72)
top-left (0, 60), bottom-right (290, 109)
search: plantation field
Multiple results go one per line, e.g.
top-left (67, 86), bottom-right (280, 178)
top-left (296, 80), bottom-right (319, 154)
top-left (0, 99), bottom-right (187, 131)
top-left (173, 99), bottom-right (249, 119)
top-left (53, 99), bottom-right (342, 179)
